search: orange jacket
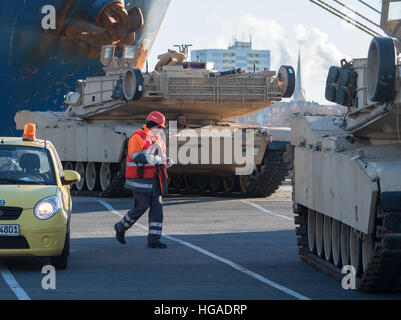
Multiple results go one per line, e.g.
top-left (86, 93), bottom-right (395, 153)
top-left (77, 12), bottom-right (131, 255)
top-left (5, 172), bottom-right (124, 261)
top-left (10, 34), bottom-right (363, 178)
top-left (125, 126), bottom-right (168, 194)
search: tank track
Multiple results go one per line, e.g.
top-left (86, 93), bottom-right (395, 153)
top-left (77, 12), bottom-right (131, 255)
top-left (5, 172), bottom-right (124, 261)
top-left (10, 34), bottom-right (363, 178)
top-left (242, 148), bottom-right (291, 198)
top-left (101, 162), bottom-right (130, 198)
top-left (70, 145), bottom-right (290, 198)
top-left (294, 187), bottom-right (401, 292)
top-left (101, 141), bottom-right (131, 198)
top-left (167, 147), bottom-right (291, 198)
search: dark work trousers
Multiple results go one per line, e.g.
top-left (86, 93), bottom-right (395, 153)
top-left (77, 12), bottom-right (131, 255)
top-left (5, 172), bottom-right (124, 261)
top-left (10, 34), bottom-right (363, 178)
top-left (116, 186), bottom-right (164, 244)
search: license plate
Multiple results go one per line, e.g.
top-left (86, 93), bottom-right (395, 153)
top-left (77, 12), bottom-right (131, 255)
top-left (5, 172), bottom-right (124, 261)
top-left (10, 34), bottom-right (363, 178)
top-left (0, 225), bottom-right (20, 237)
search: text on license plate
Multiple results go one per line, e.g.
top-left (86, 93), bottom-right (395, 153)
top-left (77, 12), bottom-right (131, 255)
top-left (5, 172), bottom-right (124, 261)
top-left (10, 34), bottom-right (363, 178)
top-left (0, 225), bottom-right (20, 237)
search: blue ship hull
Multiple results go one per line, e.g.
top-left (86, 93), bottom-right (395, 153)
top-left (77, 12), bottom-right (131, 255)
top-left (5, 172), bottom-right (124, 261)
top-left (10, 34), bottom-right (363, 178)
top-left (1, 0), bottom-right (169, 136)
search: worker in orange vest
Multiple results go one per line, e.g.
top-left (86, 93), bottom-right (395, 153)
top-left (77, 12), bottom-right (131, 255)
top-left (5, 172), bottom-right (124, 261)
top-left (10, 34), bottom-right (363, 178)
top-left (114, 111), bottom-right (173, 249)
top-left (177, 114), bottom-right (190, 130)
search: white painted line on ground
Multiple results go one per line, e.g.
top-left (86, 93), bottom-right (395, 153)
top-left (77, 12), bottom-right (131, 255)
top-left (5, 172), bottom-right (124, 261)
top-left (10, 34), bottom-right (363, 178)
top-left (98, 200), bottom-right (310, 301)
top-left (241, 200), bottom-right (293, 221)
top-left (0, 261), bottom-right (31, 300)
top-left (250, 199), bottom-right (292, 203)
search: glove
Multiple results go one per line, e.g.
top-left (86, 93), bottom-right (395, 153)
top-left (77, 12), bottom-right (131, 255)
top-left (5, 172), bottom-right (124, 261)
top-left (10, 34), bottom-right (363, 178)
top-left (155, 156), bottom-right (163, 166)
top-left (146, 155), bottom-right (163, 166)
top-left (165, 157), bottom-right (174, 168)
top-left (131, 152), bottom-right (148, 164)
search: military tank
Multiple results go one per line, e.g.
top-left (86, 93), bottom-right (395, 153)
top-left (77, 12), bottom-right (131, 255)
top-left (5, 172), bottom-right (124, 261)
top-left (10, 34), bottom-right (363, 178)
top-left (291, 0), bottom-right (401, 292)
top-left (16, 43), bottom-right (296, 198)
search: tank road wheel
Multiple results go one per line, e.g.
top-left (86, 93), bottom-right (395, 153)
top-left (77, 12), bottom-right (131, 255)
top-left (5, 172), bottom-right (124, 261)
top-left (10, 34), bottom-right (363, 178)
top-left (323, 216), bottom-right (333, 263)
top-left (307, 209), bottom-right (317, 254)
top-left (350, 228), bottom-right (363, 277)
top-left (223, 176), bottom-right (235, 193)
top-left (332, 220), bottom-right (342, 268)
top-left (341, 224), bottom-right (351, 267)
top-left (75, 162), bottom-right (86, 191)
top-left (86, 162), bottom-right (100, 191)
top-left (172, 176), bottom-right (184, 189)
top-left (196, 176), bottom-right (208, 191)
top-left (245, 149), bottom-right (291, 198)
top-left (239, 176), bottom-right (252, 192)
top-left (184, 176), bottom-right (195, 192)
top-left (239, 175), bottom-right (257, 195)
top-left (362, 234), bottom-right (375, 273)
top-left (100, 163), bottom-right (114, 192)
top-left (294, 201), bottom-right (401, 292)
top-left (63, 162), bottom-right (74, 171)
top-left (209, 177), bottom-right (222, 193)
top-left (315, 212), bottom-right (325, 258)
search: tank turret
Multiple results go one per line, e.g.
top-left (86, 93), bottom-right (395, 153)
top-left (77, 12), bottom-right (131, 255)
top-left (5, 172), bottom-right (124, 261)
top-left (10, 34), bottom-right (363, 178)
top-left (59, 44), bottom-right (295, 123)
top-left (291, 0), bottom-right (401, 292)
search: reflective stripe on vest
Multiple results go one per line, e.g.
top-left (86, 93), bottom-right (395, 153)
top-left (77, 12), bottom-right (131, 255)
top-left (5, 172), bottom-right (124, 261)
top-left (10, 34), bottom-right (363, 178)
top-left (125, 180), bottom-right (153, 189)
top-left (127, 163), bottom-right (154, 167)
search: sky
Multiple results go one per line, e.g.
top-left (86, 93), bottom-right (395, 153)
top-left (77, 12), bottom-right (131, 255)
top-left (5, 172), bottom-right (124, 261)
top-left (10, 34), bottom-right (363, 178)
top-left (148, 0), bottom-right (384, 104)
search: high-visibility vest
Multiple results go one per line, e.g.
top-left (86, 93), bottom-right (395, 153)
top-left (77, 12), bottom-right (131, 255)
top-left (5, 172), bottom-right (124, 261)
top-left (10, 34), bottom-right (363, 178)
top-left (125, 127), bottom-right (168, 193)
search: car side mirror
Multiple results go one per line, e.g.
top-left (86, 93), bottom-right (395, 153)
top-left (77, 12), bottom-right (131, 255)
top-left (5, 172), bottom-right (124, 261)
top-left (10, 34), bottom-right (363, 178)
top-left (62, 170), bottom-right (81, 186)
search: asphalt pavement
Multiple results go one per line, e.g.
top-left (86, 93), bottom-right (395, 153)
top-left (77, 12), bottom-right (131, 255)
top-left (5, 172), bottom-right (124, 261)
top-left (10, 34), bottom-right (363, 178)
top-left (1, 185), bottom-right (401, 300)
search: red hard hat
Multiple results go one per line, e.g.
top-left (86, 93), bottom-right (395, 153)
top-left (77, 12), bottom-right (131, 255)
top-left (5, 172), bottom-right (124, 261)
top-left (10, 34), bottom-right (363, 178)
top-left (146, 111), bottom-right (166, 128)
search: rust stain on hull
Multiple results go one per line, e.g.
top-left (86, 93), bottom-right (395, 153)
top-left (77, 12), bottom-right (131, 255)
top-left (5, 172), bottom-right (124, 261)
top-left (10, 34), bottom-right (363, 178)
top-left (62, 2), bottom-right (144, 59)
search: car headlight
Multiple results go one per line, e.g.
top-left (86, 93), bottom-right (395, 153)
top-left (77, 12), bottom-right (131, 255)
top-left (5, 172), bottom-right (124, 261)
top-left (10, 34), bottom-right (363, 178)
top-left (34, 196), bottom-right (60, 220)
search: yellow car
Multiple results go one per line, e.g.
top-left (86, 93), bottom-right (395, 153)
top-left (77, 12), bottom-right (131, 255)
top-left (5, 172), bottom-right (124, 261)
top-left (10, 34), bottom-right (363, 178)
top-left (0, 124), bottom-right (80, 269)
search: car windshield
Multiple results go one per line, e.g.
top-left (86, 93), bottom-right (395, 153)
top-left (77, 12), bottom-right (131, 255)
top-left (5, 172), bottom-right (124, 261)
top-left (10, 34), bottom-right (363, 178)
top-left (0, 145), bottom-right (56, 185)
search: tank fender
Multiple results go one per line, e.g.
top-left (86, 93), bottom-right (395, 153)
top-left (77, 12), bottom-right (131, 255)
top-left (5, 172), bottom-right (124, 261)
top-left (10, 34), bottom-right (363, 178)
top-left (268, 127), bottom-right (291, 151)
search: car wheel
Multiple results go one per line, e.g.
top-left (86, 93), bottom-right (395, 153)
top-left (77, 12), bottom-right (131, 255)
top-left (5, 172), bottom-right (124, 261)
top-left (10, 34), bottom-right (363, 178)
top-left (51, 230), bottom-right (70, 270)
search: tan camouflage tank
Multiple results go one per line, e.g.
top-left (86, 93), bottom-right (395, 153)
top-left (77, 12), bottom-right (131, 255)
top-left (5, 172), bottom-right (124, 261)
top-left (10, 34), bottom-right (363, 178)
top-left (291, 0), bottom-right (401, 292)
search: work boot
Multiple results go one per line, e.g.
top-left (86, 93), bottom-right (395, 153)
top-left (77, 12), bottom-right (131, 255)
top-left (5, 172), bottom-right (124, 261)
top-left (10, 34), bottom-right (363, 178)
top-left (114, 224), bottom-right (126, 245)
top-left (148, 241), bottom-right (168, 249)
